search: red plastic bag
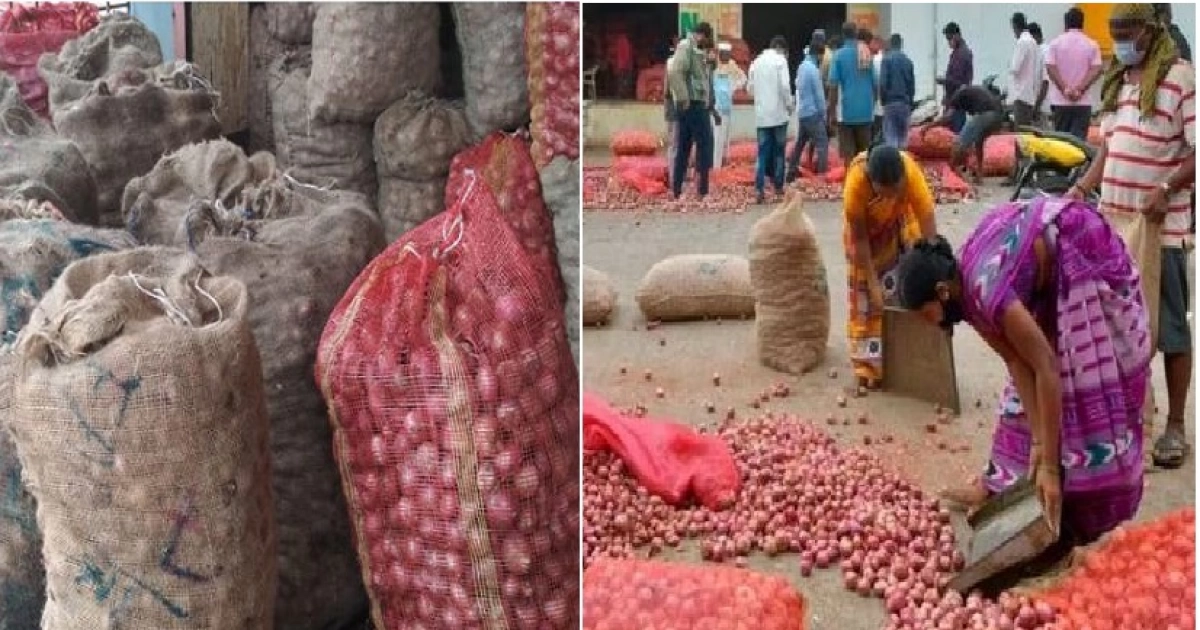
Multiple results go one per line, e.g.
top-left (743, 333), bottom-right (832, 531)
top-left (583, 392), bottom-right (740, 509)
top-left (584, 559), bottom-right (808, 630)
top-left (0, 3), bottom-right (97, 118)
top-left (613, 155), bottom-right (668, 182)
top-left (316, 174), bottom-right (580, 629)
top-left (610, 130), bottom-right (660, 156)
top-left (526, 2), bottom-right (579, 168)
top-left (445, 132), bottom-right (564, 304)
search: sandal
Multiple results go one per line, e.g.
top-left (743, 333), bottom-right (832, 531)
top-left (1152, 423), bottom-right (1191, 469)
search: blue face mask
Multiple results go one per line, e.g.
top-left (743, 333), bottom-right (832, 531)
top-left (1113, 40), bottom-right (1146, 66)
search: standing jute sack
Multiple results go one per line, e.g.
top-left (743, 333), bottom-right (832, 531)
top-left (749, 196), bottom-right (830, 374)
top-left (7, 248), bottom-right (276, 629)
top-left (582, 265), bottom-right (616, 326)
top-left (1103, 209), bottom-right (1162, 423)
top-left (452, 2), bottom-right (530, 139)
top-left (0, 348), bottom-right (42, 630)
top-left (635, 254), bottom-right (755, 322)
top-left (540, 157), bottom-right (579, 364)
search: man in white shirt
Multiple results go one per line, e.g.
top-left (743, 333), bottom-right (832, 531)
top-left (1029, 23), bottom-right (1052, 128)
top-left (1008, 13), bottom-right (1041, 128)
top-left (747, 35), bottom-right (794, 203)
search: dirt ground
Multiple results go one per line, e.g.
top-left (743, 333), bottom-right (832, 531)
top-left (581, 184), bottom-right (1196, 630)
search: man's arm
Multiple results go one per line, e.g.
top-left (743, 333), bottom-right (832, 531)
top-left (667, 43), bottom-right (691, 106)
top-left (1079, 43), bottom-right (1105, 93)
top-left (746, 58), bottom-right (758, 97)
top-left (905, 59), bottom-right (915, 105)
top-left (779, 58), bottom-right (793, 111)
top-left (827, 53), bottom-right (841, 121)
top-left (1010, 39), bottom-right (1029, 78)
top-left (879, 57), bottom-right (892, 105)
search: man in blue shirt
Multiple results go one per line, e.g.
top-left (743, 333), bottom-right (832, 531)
top-left (879, 33), bottom-right (915, 149)
top-left (786, 31), bottom-right (830, 180)
top-left (828, 22), bottom-right (877, 164)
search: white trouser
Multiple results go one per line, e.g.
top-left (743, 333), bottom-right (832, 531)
top-left (712, 112), bottom-right (732, 168)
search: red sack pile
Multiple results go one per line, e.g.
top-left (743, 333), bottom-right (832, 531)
top-left (0, 2), bottom-right (98, 118)
top-left (583, 392), bottom-right (740, 509)
top-left (906, 126), bottom-right (957, 160)
top-left (1036, 508), bottom-right (1194, 630)
top-left (584, 559), bottom-right (808, 630)
top-left (711, 166), bottom-right (755, 187)
top-left (526, 2), bottom-right (580, 168)
top-left (980, 133), bottom-right (1017, 177)
top-left (726, 141), bottom-right (758, 165)
top-left (610, 130), bottom-right (660, 156)
top-left (615, 169), bottom-right (667, 195)
top-left (613, 155), bottom-right (668, 182)
top-left (316, 172), bottom-right (580, 629)
top-left (635, 64), bottom-right (666, 102)
top-left (445, 132), bottom-right (564, 304)
top-left (798, 150), bottom-right (845, 174)
top-left (823, 165), bottom-right (847, 184)
top-left (937, 163), bottom-right (971, 194)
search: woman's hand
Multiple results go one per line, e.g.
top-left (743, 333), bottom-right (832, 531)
top-left (1029, 444), bottom-right (1063, 538)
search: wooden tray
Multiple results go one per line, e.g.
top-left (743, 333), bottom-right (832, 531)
top-left (949, 479), bottom-right (1059, 594)
top-left (881, 307), bottom-right (961, 414)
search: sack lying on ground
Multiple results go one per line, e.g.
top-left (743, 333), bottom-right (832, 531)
top-left (526, 2), bottom-right (580, 167)
top-left (540, 156), bottom-right (580, 364)
top-left (52, 63), bottom-right (222, 222)
top-left (749, 196), bottom-right (829, 374)
top-left (582, 265), bottom-right (617, 325)
top-left (309, 3), bottom-right (440, 124)
top-left (8, 248), bottom-right (276, 629)
top-left (316, 177), bottom-right (579, 630)
top-left (265, 2), bottom-right (315, 45)
top-left (271, 51), bottom-right (377, 200)
top-left (0, 2), bottom-right (99, 118)
top-left (37, 13), bottom-right (162, 114)
top-left (129, 148), bottom-right (382, 629)
top-left (635, 254), bottom-right (756, 322)
top-left (0, 75), bottom-right (99, 224)
top-left (453, 2), bottom-right (530, 139)
top-left (0, 217), bottom-right (135, 627)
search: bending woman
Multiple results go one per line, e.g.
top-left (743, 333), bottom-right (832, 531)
top-left (843, 145), bottom-right (938, 389)
top-left (894, 197), bottom-right (1151, 544)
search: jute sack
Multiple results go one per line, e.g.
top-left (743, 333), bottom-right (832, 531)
top-left (749, 196), bottom-right (830, 374)
top-left (0, 74), bottom-right (99, 225)
top-left (270, 51), bottom-right (377, 200)
top-left (8, 248), bottom-right (276, 629)
top-left (635, 254), bottom-right (755, 322)
top-left (264, 2), bottom-right (315, 45)
top-left (1103, 209), bottom-right (1162, 423)
top-left (52, 63), bottom-right (222, 222)
top-left (247, 5), bottom-right (291, 155)
top-left (582, 265), bottom-right (616, 325)
top-left (36, 13), bottom-right (162, 114)
top-left (0, 349), bottom-right (43, 630)
top-left (374, 95), bottom-right (471, 182)
top-left (453, 2), bottom-right (530, 139)
top-left (540, 157), bottom-right (580, 364)
top-left (377, 177), bottom-right (446, 242)
top-left (308, 3), bottom-right (440, 124)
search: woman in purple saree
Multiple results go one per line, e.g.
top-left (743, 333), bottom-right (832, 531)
top-left (894, 197), bottom-right (1151, 545)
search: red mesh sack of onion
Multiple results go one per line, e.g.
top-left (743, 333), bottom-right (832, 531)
top-left (526, 1), bottom-right (580, 167)
top-left (445, 131), bottom-right (564, 306)
top-left (583, 559), bottom-right (808, 630)
top-left (316, 172), bottom-right (580, 630)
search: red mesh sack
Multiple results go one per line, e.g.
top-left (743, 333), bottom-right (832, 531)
top-left (800, 150), bottom-right (845, 173)
top-left (583, 559), bottom-right (808, 630)
top-left (583, 393), bottom-right (740, 509)
top-left (980, 133), bottom-right (1017, 177)
top-left (0, 3), bottom-right (98, 118)
top-left (612, 156), bottom-right (667, 182)
top-left (823, 165), bottom-right (847, 184)
top-left (445, 132), bottom-right (564, 305)
top-left (316, 176), bottom-right (580, 630)
top-left (614, 169), bottom-right (667, 195)
top-left (610, 130), bottom-right (660, 156)
top-left (635, 64), bottom-right (665, 102)
top-left (726, 141), bottom-right (757, 165)
top-left (526, 2), bottom-right (579, 168)
top-left (907, 126), bottom-right (957, 160)
top-left (938, 163), bottom-right (971, 193)
top-left (711, 166), bottom-right (755, 187)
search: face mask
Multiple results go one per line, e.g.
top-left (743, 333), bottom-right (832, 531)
top-left (1113, 40), bottom-right (1145, 66)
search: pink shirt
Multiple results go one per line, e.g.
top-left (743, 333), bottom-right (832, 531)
top-left (1044, 29), bottom-right (1102, 107)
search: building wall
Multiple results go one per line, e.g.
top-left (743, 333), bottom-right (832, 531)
top-left (891, 3), bottom-right (1195, 103)
top-left (128, 2), bottom-right (177, 59)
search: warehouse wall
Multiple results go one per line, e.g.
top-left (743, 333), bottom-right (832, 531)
top-left (891, 3), bottom-right (1195, 103)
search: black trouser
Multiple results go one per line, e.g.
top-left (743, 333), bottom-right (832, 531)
top-left (672, 101), bottom-right (713, 198)
top-left (1051, 105), bottom-right (1092, 142)
top-left (1012, 100), bottom-right (1036, 127)
top-left (838, 123), bottom-right (872, 164)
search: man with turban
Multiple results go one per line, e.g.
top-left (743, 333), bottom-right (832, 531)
top-left (1068, 3), bottom-right (1195, 469)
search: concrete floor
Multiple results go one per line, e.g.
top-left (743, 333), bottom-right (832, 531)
top-left (581, 185), bottom-right (1196, 629)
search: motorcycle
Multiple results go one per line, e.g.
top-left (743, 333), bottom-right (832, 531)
top-left (1008, 126), bottom-right (1098, 202)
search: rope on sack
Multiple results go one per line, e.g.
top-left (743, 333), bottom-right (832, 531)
top-left (432, 170), bottom-right (475, 260)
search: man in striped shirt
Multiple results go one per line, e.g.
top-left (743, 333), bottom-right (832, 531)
top-left (1069, 3), bottom-right (1195, 469)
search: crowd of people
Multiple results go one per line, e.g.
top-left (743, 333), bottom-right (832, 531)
top-left (663, 2), bottom-right (1193, 568)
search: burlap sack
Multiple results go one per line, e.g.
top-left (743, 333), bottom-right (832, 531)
top-left (0, 348), bottom-right (42, 630)
top-left (453, 3), bottom-right (530, 139)
top-left (37, 13), bottom-right (162, 114)
top-left (583, 265), bottom-right (617, 325)
top-left (8, 248), bottom-right (276, 629)
top-left (0, 74), bottom-right (99, 224)
top-left (122, 143), bottom-right (383, 630)
top-left (374, 95), bottom-right (471, 181)
top-left (749, 197), bottom-right (830, 374)
top-left (540, 156), bottom-right (579, 364)
top-left (377, 177), bottom-right (446, 242)
top-left (52, 64), bottom-right (222, 223)
top-left (636, 254), bottom-right (755, 322)
top-left (265, 2), bottom-right (315, 45)
top-left (122, 139), bottom-right (276, 246)
top-left (308, 3), bottom-right (440, 124)
top-left (1104, 210), bottom-right (1162, 422)
top-left (270, 51), bottom-right (377, 200)
top-left (247, 5), bottom-right (291, 155)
